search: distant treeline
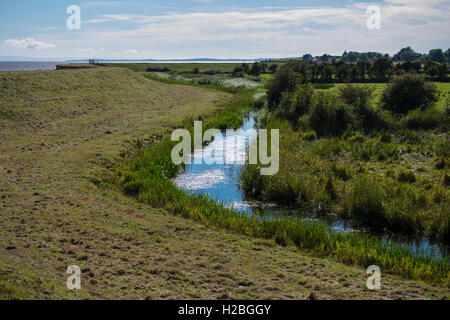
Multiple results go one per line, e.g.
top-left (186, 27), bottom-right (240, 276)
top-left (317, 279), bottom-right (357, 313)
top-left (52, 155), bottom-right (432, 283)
top-left (299, 47), bottom-right (450, 63)
top-left (296, 59), bottom-right (448, 83)
top-left (229, 58), bottom-right (448, 83)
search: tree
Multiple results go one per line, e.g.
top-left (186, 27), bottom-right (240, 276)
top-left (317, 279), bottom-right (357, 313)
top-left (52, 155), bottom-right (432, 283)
top-left (446, 49), bottom-right (450, 63)
top-left (380, 73), bottom-right (438, 114)
top-left (392, 47), bottom-right (423, 62)
top-left (371, 57), bottom-right (393, 79)
top-left (266, 64), bottom-right (302, 110)
top-left (249, 62), bottom-right (262, 76)
top-left (428, 49), bottom-right (445, 63)
top-left (320, 64), bottom-right (333, 81)
top-left (356, 61), bottom-right (368, 79)
top-left (302, 54), bottom-right (313, 62)
top-left (350, 65), bottom-right (358, 81)
top-left (278, 84), bottom-right (314, 120)
top-left (437, 63), bottom-right (448, 79)
top-left (336, 63), bottom-right (350, 80)
top-left (268, 64), bottom-right (278, 73)
top-left (232, 66), bottom-right (244, 77)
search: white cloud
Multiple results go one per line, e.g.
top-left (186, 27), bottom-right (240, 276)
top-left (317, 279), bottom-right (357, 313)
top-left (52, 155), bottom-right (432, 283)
top-left (5, 37), bottom-right (55, 50)
top-left (123, 49), bottom-right (139, 54)
top-left (76, 47), bottom-right (95, 52)
top-left (11, 1), bottom-right (447, 59)
top-left (123, 49), bottom-right (153, 56)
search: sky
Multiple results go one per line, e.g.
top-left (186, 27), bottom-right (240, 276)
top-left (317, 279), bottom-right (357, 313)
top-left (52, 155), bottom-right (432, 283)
top-left (0, 0), bottom-right (449, 60)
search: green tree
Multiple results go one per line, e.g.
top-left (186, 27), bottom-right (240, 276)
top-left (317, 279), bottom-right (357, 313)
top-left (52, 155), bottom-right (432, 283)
top-left (356, 61), bottom-right (369, 79)
top-left (249, 62), bottom-right (262, 76)
top-left (437, 63), bottom-right (448, 79)
top-left (268, 64), bottom-right (278, 73)
top-left (266, 64), bottom-right (302, 110)
top-left (428, 49), bottom-right (445, 63)
top-left (393, 47), bottom-right (422, 62)
top-left (380, 73), bottom-right (438, 114)
top-left (336, 63), bottom-right (350, 80)
top-left (371, 57), bottom-right (393, 79)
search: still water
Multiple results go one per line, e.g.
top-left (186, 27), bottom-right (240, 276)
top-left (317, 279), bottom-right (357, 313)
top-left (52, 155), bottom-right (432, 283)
top-left (0, 61), bottom-right (69, 71)
top-left (174, 115), bottom-right (448, 260)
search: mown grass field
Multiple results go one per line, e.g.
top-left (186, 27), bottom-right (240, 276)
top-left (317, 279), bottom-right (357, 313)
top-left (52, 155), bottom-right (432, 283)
top-left (0, 67), bottom-right (449, 299)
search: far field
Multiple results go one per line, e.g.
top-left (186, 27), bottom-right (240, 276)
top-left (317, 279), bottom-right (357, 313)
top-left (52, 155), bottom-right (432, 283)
top-left (313, 82), bottom-right (450, 110)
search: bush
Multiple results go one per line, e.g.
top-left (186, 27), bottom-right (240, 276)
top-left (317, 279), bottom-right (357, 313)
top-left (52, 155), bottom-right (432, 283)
top-left (309, 92), bottom-right (356, 136)
top-left (338, 84), bottom-right (375, 108)
top-left (277, 84), bottom-right (314, 121)
top-left (380, 73), bottom-right (438, 114)
top-left (337, 84), bottom-right (391, 132)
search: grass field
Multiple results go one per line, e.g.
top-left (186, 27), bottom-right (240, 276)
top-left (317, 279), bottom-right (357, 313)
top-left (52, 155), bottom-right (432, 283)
top-left (313, 82), bottom-right (450, 110)
top-left (0, 67), bottom-right (449, 299)
top-left (103, 62), bottom-right (245, 73)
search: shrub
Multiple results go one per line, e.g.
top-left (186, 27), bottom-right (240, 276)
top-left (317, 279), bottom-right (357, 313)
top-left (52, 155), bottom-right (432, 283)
top-left (277, 84), bottom-right (314, 121)
top-left (338, 84), bottom-right (375, 108)
top-left (309, 92), bottom-right (356, 136)
top-left (380, 73), bottom-right (438, 114)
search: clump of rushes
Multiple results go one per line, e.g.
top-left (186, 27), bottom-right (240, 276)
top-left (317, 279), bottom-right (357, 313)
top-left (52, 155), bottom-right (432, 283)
top-left (113, 91), bottom-right (449, 284)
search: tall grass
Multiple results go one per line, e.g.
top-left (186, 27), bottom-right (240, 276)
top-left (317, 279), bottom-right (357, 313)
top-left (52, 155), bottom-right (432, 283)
top-left (145, 72), bottom-right (261, 90)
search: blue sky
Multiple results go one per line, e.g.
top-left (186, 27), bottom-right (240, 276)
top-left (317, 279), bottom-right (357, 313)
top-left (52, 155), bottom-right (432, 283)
top-left (0, 0), bottom-right (448, 59)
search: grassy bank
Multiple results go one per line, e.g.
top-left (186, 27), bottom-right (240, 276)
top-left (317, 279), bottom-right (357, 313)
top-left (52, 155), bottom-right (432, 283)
top-left (112, 85), bottom-right (449, 284)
